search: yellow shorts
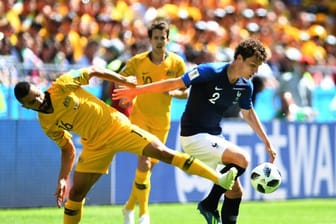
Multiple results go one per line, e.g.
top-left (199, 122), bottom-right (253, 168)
top-left (130, 111), bottom-right (170, 164)
top-left (75, 119), bottom-right (156, 174)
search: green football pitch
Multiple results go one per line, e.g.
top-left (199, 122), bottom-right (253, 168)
top-left (0, 199), bottom-right (335, 224)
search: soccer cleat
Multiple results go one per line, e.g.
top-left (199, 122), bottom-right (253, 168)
top-left (122, 207), bottom-right (135, 224)
top-left (218, 167), bottom-right (238, 190)
top-left (197, 202), bottom-right (221, 224)
top-left (139, 214), bottom-right (150, 224)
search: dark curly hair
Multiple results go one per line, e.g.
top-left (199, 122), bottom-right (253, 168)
top-left (234, 38), bottom-right (267, 62)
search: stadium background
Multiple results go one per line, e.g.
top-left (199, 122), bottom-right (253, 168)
top-left (0, 0), bottom-right (336, 208)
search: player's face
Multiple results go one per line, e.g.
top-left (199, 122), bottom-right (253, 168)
top-left (237, 55), bottom-right (262, 80)
top-left (149, 29), bottom-right (168, 54)
top-left (20, 85), bottom-right (52, 113)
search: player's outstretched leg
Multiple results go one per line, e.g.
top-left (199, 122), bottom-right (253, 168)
top-left (143, 141), bottom-right (236, 190)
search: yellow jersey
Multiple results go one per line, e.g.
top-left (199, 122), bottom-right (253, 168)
top-left (120, 51), bottom-right (186, 133)
top-left (38, 68), bottom-right (153, 148)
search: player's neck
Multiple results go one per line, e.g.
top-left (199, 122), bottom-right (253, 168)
top-left (227, 65), bottom-right (239, 84)
top-left (149, 51), bottom-right (167, 64)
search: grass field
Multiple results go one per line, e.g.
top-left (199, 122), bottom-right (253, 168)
top-left (1, 199), bottom-right (335, 224)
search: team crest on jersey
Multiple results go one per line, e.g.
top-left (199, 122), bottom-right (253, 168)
top-left (166, 70), bottom-right (175, 76)
top-left (233, 91), bottom-right (242, 104)
top-left (63, 96), bottom-right (80, 110)
top-left (187, 68), bottom-right (200, 80)
top-left (63, 96), bottom-right (70, 107)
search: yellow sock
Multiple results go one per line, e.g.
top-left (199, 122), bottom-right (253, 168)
top-left (124, 169), bottom-right (151, 216)
top-left (137, 179), bottom-right (150, 216)
top-left (63, 199), bottom-right (85, 224)
top-left (171, 152), bottom-right (219, 184)
top-left (124, 189), bottom-right (136, 210)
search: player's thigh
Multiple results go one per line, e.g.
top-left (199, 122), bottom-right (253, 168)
top-left (180, 133), bottom-right (224, 170)
top-left (221, 141), bottom-right (249, 168)
top-left (141, 138), bottom-right (176, 164)
top-left (113, 123), bottom-right (157, 155)
top-left (144, 127), bottom-right (170, 165)
top-left (132, 118), bottom-right (170, 167)
top-left (76, 144), bottom-right (116, 174)
top-left (77, 124), bottom-right (155, 174)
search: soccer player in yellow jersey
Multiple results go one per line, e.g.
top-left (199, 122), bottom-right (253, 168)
top-left (14, 66), bottom-right (237, 224)
top-left (119, 19), bottom-right (187, 224)
top-left (120, 19), bottom-right (187, 224)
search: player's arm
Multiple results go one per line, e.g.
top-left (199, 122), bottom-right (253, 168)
top-left (112, 77), bottom-right (186, 101)
top-left (86, 66), bottom-right (136, 88)
top-left (240, 108), bottom-right (277, 162)
top-left (168, 61), bottom-right (188, 99)
top-left (55, 139), bottom-right (76, 208)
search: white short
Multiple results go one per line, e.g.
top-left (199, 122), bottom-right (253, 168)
top-left (180, 133), bottom-right (229, 170)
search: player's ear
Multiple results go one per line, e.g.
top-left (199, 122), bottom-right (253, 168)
top-left (236, 54), bottom-right (244, 62)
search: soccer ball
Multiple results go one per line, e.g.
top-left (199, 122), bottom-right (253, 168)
top-left (250, 162), bottom-right (281, 194)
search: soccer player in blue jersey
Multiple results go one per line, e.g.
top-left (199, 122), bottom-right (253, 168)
top-left (113, 38), bottom-right (277, 224)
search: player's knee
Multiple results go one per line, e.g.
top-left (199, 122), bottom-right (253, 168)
top-left (68, 187), bottom-right (86, 201)
top-left (241, 153), bottom-right (250, 168)
top-left (235, 151), bottom-right (250, 168)
top-left (138, 156), bottom-right (152, 171)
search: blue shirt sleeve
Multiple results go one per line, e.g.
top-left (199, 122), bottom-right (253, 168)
top-left (181, 63), bottom-right (227, 87)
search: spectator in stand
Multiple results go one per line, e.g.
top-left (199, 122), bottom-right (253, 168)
top-left (57, 12), bottom-right (82, 64)
top-left (0, 35), bottom-right (12, 56)
top-left (93, 38), bottom-right (132, 115)
top-left (75, 39), bottom-right (99, 67)
top-left (39, 39), bottom-right (59, 64)
top-left (275, 47), bottom-right (316, 121)
top-left (11, 31), bottom-right (44, 83)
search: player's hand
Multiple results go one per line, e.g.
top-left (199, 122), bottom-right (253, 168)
top-left (55, 179), bottom-right (67, 208)
top-left (112, 86), bottom-right (136, 102)
top-left (267, 147), bottom-right (277, 163)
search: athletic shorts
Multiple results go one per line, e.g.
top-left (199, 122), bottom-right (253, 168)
top-left (76, 119), bottom-right (156, 174)
top-left (130, 109), bottom-right (170, 164)
top-left (180, 133), bottom-right (229, 170)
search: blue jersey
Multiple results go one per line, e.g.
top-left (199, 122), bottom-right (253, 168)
top-left (180, 62), bottom-right (253, 136)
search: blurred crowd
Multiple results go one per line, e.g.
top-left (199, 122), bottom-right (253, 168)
top-left (0, 0), bottom-right (336, 121)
